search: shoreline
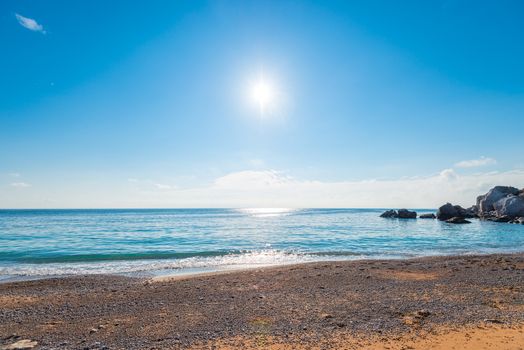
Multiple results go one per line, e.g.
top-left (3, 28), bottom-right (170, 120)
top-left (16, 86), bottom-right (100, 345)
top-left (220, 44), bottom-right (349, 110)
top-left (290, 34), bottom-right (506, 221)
top-left (149, 251), bottom-right (524, 282)
top-left (4, 250), bottom-right (524, 285)
top-left (1, 253), bottom-right (524, 349)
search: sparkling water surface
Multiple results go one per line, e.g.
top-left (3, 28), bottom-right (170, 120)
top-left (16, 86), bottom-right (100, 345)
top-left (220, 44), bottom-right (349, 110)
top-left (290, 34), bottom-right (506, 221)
top-left (1, 208), bottom-right (523, 281)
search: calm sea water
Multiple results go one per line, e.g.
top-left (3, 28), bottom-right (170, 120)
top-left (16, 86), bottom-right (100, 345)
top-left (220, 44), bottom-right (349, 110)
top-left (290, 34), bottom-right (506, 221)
top-left (1, 208), bottom-right (523, 281)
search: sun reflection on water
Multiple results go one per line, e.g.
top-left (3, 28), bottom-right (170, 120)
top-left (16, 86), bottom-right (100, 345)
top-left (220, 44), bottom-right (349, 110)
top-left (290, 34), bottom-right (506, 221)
top-left (237, 208), bottom-right (296, 218)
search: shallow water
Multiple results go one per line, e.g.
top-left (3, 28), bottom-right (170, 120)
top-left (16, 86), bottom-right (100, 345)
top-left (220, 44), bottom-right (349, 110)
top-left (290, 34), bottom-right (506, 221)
top-left (1, 208), bottom-right (523, 281)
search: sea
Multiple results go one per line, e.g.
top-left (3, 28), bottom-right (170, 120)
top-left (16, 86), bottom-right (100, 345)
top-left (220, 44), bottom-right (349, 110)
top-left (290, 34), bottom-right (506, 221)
top-left (1, 208), bottom-right (523, 282)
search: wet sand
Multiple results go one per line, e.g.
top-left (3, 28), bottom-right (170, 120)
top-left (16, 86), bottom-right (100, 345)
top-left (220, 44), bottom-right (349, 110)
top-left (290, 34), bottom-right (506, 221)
top-left (1, 253), bottom-right (524, 349)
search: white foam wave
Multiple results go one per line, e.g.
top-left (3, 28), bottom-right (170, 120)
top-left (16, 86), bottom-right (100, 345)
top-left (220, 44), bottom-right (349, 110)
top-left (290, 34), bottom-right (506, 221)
top-left (0, 250), bottom-right (324, 279)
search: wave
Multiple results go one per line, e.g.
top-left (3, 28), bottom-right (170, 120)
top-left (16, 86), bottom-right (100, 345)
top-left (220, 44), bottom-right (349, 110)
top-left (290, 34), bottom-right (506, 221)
top-left (0, 250), bottom-right (318, 278)
top-left (2, 247), bottom-right (523, 281)
top-left (10, 251), bottom-right (241, 264)
top-left (6, 249), bottom-right (378, 265)
top-left (0, 249), bottom-right (404, 280)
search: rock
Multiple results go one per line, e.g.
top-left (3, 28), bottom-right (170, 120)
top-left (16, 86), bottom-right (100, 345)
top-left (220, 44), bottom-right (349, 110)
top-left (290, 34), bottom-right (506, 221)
top-left (379, 209), bottom-right (417, 218)
top-left (397, 209), bottom-right (417, 219)
top-left (464, 205), bottom-right (478, 218)
top-left (437, 203), bottom-right (459, 221)
top-left (415, 310), bottom-right (431, 318)
top-left (453, 205), bottom-right (467, 217)
top-left (380, 210), bottom-right (398, 218)
top-left (1, 340), bottom-right (38, 350)
top-left (487, 215), bottom-right (512, 223)
top-left (483, 318), bottom-right (503, 324)
top-left (446, 217), bottom-right (471, 224)
top-left (476, 186), bottom-right (519, 214)
top-left (419, 213), bottom-right (436, 219)
top-left (493, 195), bottom-right (524, 218)
top-left (437, 186), bottom-right (523, 224)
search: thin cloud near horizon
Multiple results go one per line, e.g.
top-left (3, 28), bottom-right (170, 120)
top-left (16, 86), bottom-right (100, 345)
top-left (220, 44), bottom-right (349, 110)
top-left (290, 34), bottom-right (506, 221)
top-left (15, 13), bottom-right (45, 33)
top-left (455, 156), bottom-right (497, 168)
top-left (10, 182), bottom-right (31, 188)
top-left (4, 167), bottom-right (523, 209)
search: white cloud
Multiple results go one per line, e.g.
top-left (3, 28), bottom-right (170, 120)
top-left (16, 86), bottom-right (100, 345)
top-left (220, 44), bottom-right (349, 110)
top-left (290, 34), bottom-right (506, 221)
top-left (154, 168), bottom-right (524, 208)
top-left (154, 183), bottom-right (177, 190)
top-left (15, 13), bottom-right (45, 33)
top-left (126, 178), bottom-right (177, 191)
top-left (10, 182), bottom-right (31, 188)
top-left (438, 168), bottom-right (458, 181)
top-left (248, 159), bottom-right (265, 168)
top-left (214, 170), bottom-right (294, 190)
top-left (8, 173), bottom-right (21, 177)
top-left (2, 169), bottom-right (523, 208)
top-left (455, 156), bottom-right (497, 168)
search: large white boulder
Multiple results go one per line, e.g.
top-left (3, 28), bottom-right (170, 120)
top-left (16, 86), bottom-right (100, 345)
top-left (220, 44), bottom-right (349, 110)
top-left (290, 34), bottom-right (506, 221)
top-left (476, 186), bottom-right (519, 214)
top-left (493, 195), bottom-right (524, 218)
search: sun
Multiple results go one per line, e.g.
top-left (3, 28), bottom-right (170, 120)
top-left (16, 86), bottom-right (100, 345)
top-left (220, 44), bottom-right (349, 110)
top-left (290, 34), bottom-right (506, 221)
top-left (251, 78), bottom-right (274, 114)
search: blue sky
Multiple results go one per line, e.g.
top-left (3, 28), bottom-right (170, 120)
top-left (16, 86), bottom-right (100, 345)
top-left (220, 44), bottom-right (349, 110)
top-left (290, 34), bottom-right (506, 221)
top-left (1, 0), bottom-right (523, 208)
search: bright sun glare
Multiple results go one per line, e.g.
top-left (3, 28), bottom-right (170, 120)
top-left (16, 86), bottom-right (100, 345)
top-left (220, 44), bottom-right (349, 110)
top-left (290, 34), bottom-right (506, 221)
top-left (251, 78), bottom-right (274, 114)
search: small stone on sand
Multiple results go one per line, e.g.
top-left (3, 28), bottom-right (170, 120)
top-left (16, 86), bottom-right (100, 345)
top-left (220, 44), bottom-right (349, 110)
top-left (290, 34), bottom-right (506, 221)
top-left (1, 339), bottom-right (38, 350)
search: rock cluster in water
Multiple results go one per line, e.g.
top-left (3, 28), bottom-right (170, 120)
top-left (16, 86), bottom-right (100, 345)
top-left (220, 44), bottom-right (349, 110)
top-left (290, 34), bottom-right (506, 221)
top-left (380, 185), bottom-right (524, 225)
top-left (475, 186), bottom-right (524, 223)
top-left (379, 209), bottom-right (417, 219)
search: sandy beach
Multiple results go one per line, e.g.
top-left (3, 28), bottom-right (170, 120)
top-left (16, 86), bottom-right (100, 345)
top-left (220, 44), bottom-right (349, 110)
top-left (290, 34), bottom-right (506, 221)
top-left (1, 253), bottom-right (523, 349)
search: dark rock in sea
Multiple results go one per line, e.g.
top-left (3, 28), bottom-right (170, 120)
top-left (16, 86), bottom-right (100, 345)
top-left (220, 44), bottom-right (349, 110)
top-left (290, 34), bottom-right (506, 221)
top-left (380, 209), bottom-right (417, 219)
top-left (486, 215), bottom-right (512, 223)
top-left (437, 203), bottom-right (459, 221)
top-left (453, 205), bottom-right (468, 217)
top-left (397, 209), bottom-right (417, 219)
top-left (464, 205), bottom-right (479, 218)
top-left (476, 186), bottom-right (519, 214)
top-left (421, 186), bottom-right (524, 224)
top-left (419, 213), bottom-right (436, 219)
top-left (446, 217), bottom-right (471, 224)
top-left (380, 210), bottom-right (398, 218)
top-left (436, 186), bottom-right (523, 224)
top-left (512, 217), bottom-right (524, 224)
top-left (493, 195), bottom-right (524, 218)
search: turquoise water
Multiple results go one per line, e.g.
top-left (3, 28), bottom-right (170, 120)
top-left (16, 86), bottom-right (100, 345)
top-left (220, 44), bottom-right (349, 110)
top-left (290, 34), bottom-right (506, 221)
top-left (1, 208), bottom-right (523, 281)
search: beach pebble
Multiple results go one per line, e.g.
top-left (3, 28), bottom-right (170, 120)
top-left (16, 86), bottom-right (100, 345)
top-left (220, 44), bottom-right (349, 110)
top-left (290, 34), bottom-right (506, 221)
top-left (1, 339), bottom-right (38, 350)
top-left (483, 318), bottom-right (503, 324)
top-left (415, 310), bottom-right (431, 318)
